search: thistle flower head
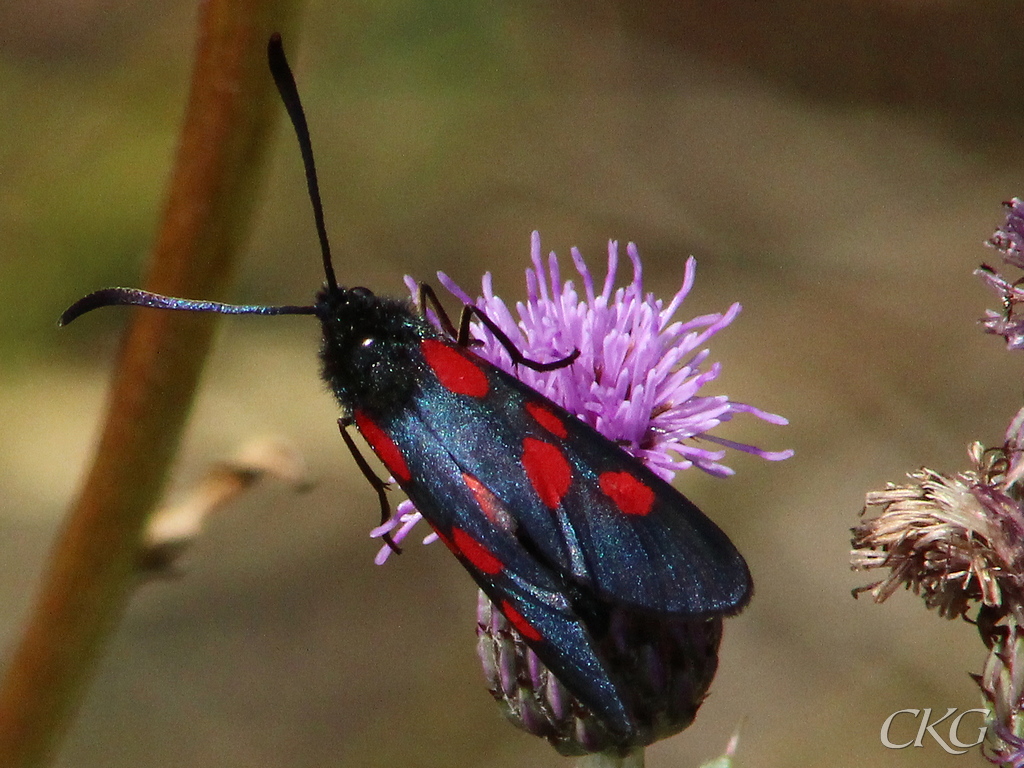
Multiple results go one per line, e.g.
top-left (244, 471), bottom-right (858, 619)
top-left (851, 406), bottom-right (1024, 626)
top-left (978, 198), bottom-right (1024, 349)
top-left (989, 198), bottom-right (1024, 269)
top-left (476, 592), bottom-right (724, 755)
top-left (372, 232), bottom-right (792, 560)
top-left (851, 408), bottom-right (1024, 764)
top-left (434, 231), bottom-right (792, 480)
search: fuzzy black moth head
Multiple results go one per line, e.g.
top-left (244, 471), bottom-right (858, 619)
top-left (315, 286), bottom-right (437, 413)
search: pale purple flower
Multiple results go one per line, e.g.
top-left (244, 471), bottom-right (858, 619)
top-left (372, 232), bottom-right (791, 562)
top-left (989, 198), bottom-right (1024, 269)
top-left (979, 198), bottom-right (1024, 349)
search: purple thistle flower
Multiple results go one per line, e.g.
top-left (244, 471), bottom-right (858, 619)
top-left (977, 267), bottom-right (1024, 350)
top-left (979, 198), bottom-right (1024, 349)
top-left (371, 232), bottom-right (792, 562)
top-left (989, 198), bottom-right (1024, 269)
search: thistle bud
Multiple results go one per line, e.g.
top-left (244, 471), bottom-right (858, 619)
top-left (477, 590), bottom-right (724, 755)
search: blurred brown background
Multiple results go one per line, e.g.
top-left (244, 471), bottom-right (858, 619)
top-left (2, 1), bottom-right (1023, 766)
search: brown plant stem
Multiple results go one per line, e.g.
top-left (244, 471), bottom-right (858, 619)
top-left (0, 2), bottom-right (301, 765)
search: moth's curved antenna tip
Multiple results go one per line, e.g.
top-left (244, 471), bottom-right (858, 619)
top-left (58, 290), bottom-right (118, 327)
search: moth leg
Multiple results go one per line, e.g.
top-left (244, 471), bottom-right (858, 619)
top-left (417, 283), bottom-right (464, 341)
top-left (459, 304), bottom-right (580, 372)
top-left (338, 417), bottom-right (401, 554)
top-left (418, 281), bottom-right (578, 371)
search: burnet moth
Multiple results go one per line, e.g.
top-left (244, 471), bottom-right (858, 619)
top-left (60, 34), bottom-right (752, 740)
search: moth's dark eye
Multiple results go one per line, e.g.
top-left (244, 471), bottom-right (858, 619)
top-left (351, 286), bottom-right (374, 298)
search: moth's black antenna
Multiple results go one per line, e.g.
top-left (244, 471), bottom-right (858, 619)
top-left (267, 33), bottom-right (339, 293)
top-left (58, 288), bottom-right (319, 327)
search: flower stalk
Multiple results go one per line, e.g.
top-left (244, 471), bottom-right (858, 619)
top-left (0, 5), bottom-right (300, 766)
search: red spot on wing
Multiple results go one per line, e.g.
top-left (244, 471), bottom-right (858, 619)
top-left (525, 401), bottom-right (568, 438)
top-left (451, 527), bottom-right (504, 575)
top-left (421, 339), bottom-right (489, 397)
top-left (354, 410), bottom-right (411, 482)
top-left (462, 473), bottom-right (506, 526)
top-left (499, 600), bottom-right (543, 642)
top-left (599, 471), bottom-right (655, 516)
top-left (522, 437), bottom-right (572, 509)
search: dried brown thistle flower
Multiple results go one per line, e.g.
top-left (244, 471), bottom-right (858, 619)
top-left (851, 409), bottom-right (1024, 629)
top-left (852, 406), bottom-right (1024, 766)
top-left (851, 201), bottom-right (1024, 767)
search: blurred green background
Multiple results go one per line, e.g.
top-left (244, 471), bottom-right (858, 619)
top-left (3, 1), bottom-right (1024, 766)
